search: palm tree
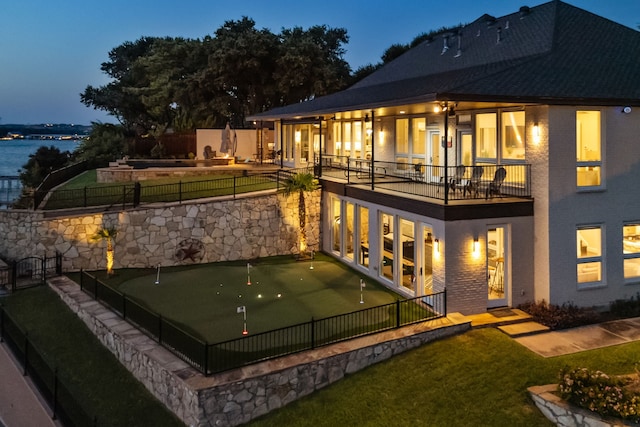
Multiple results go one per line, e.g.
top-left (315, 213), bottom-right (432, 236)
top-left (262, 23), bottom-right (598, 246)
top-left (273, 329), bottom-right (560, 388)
top-left (282, 172), bottom-right (318, 256)
top-left (92, 226), bottom-right (118, 274)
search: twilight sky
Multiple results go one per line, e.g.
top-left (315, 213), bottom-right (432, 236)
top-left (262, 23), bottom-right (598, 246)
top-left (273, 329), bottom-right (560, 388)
top-left (1, 0), bottom-right (638, 125)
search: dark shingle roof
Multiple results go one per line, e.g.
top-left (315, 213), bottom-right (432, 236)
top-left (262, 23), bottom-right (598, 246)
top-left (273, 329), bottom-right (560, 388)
top-left (251, 1), bottom-right (640, 120)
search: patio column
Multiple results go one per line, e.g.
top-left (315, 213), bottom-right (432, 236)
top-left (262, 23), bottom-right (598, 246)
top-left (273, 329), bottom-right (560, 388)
top-left (370, 110), bottom-right (375, 191)
top-left (443, 102), bottom-right (449, 204)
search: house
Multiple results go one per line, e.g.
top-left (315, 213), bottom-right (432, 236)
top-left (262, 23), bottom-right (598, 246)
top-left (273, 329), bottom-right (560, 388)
top-left (248, 0), bottom-right (640, 314)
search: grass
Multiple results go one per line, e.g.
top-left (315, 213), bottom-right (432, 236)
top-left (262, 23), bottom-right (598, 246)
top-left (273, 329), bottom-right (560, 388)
top-left (0, 286), bottom-right (184, 427)
top-left (70, 254), bottom-right (411, 343)
top-left (43, 169), bottom-right (278, 209)
top-left (5, 285), bottom-right (640, 427)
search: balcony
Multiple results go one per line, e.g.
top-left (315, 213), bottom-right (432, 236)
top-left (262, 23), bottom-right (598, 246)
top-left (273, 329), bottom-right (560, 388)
top-left (315, 155), bottom-right (531, 205)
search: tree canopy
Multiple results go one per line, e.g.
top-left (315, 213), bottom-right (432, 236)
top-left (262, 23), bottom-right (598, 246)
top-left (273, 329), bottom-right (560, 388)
top-left (81, 18), bottom-right (352, 133)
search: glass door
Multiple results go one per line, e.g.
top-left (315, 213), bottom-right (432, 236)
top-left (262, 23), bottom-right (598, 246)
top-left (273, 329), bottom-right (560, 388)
top-left (427, 130), bottom-right (440, 182)
top-left (487, 226), bottom-right (508, 307)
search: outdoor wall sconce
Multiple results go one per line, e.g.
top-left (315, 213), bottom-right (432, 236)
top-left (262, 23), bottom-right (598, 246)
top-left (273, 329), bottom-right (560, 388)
top-left (434, 239), bottom-right (440, 258)
top-left (472, 238), bottom-right (480, 258)
top-left (295, 130), bottom-right (301, 143)
top-left (532, 123), bottom-right (541, 144)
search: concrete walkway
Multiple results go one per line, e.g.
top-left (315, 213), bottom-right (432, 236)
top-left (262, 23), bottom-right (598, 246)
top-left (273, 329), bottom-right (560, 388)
top-left (0, 341), bottom-right (57, 427)
top-left (511, 317), bottom-right (640, 357)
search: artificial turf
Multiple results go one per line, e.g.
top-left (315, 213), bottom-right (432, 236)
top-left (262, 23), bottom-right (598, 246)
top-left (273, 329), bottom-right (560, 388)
top-left (95, 253), bottom-right (403, 343)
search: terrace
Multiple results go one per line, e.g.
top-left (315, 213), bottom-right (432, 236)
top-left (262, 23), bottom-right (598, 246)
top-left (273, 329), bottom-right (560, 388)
top-left (315, 154), bottom-right (532, 204)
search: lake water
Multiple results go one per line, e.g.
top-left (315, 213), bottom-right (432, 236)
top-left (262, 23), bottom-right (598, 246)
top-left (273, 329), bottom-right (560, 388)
top-left (0, 138), bottom-right (80, 206)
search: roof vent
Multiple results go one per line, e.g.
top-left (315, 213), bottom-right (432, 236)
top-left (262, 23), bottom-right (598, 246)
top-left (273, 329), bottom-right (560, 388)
top-left (442, 34), bottom-right (449, 54)
top-left (519, 6), bottom-right (531, 18)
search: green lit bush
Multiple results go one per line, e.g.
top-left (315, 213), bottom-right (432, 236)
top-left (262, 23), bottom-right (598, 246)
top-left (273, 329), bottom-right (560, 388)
top-left (558, 366), bottom-right (640, 423)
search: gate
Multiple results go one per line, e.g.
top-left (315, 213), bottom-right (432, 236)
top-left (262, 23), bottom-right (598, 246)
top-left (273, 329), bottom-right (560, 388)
top-left (0, 253), bottom-right (62, 291)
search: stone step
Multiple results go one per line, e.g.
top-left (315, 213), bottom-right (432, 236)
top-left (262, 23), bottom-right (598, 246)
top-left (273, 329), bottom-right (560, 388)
top-left (498, 321), bottom-right (550, 338)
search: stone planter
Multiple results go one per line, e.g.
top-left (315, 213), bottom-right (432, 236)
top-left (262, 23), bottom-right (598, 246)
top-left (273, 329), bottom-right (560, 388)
top-left (528, 384), bottom-right (640, 427)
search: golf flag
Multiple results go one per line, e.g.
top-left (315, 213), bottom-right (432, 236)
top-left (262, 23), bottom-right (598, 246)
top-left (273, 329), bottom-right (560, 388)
top-left (237, 305), bottom-right (246, 314)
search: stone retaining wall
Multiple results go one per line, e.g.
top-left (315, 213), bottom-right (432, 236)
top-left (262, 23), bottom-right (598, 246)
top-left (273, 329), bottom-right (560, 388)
top-left (49, 276), bottom-right (469, 427)
top-left (0, 190), bottom-right (320, 272)
top-left (528, 384), bottom-right (637, 427)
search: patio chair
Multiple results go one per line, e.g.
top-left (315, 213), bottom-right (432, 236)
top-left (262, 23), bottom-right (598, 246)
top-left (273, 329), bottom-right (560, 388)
top-left (464, 166), bottom-right (484, 197)
top-left (449, 165), bottom-right (466, 194)
top-left (412, 163), bottom-right (424, 181)
top-left (485, 167), bottom-right (507, 199)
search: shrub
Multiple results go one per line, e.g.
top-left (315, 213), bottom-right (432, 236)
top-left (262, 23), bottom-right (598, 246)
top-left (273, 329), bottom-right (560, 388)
top-left (558, 366), bottom-right (640, 422)
top-left (609, 293), bottom-right (640, 318)
top-left (518, 300), bottom-right (601, 330)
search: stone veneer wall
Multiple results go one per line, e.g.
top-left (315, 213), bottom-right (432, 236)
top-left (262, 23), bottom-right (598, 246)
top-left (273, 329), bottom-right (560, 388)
top-left (528, 384), bottom-right (636, 427)
top-left (0, 190), bottom-right (320, 271)
top-left (49, 276), bottom-right (469, 427)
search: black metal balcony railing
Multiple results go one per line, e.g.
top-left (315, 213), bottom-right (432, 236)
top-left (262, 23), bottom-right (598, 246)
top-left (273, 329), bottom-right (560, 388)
top-left (315, 155), bottom-right (531, 202)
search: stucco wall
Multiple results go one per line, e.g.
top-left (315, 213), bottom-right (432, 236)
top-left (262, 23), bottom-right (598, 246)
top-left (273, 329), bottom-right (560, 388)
top-left (0, 191), bottom-right (321, 271)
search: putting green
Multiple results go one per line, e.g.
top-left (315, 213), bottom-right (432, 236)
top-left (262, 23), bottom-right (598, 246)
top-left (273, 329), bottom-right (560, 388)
top-left (118, 256), bottom-right (400, 343)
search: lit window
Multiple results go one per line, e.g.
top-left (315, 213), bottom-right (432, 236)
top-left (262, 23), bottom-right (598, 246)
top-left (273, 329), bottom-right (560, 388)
top-left (576, 226), bottom-right (603, 285)
top-left (501, 111), bottom-right (525, 160)
top-left (476, 113), bottom-right (497, 159)
top-left (623, 224), bottom-right (640, 280)
top-left (396, 118), bottom-right (409, 153)
top-left (576, 111), bottom-right (602, 188)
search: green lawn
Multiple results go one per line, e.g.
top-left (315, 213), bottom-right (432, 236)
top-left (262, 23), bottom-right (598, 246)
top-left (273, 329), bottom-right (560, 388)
top-left (43, 169), bottom-right (278, 209)
top-left (1, 287), bottom-right (184, 427)
top-left (4, 284), bottom-right (640, 426)
top-left (77, 254), bottom-right (408, 343)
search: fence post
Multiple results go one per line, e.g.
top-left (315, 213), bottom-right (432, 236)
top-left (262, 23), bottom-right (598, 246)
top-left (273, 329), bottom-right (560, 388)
top-left (41, 255), bottom-right (46, 285)
top-left (204, 343), bottom-right (208, 376)
top-left (56, 252), bottom-right (62, 275)
top-left (23, 332), bottom-right (29, 376)
top-left (311, 317), bottom-right (315, 349)
top-left (122, 294), bottom-right (127, 320)
top-left (179, 181), bottom-right (182, 204)
top-left (84, 187), bottom-right (87, 207)
top-left (443, 288), bottom-right (447, 315)
top-left (122, 185), bottom-right (127, 211)
top-left (133, 182), bottom-right (141, 207)
top-left (233, 176), bottom-right (237, 200)
top-left (53, 368), bottom-right (58, 420)
top-left (395, 300), bottom-right (401, 328)
top-left (11, 261), bottom-right (17, 292)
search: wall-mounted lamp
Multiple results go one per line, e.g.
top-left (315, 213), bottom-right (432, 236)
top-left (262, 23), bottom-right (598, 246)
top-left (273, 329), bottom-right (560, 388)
top-left (434, 239), bottom-right (440, 258)
top-left (295, 130), bottom-right (301, 143)
top-left (623, 106), bottom-right (632, 114)
top-left (532, 123), bottom-right (541, 144)
top-left (472, 238), bottom-right (480, 258)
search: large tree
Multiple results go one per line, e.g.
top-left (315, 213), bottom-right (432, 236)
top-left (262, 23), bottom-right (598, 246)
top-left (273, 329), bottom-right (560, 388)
top-left (80, 18), bottom-right (352, 133)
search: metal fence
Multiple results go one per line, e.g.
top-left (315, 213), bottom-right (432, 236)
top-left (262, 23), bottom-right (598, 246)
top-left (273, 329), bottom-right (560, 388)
top-left (34, 160), bottom-right (88, 208)
top-left (79, 270), bottom-right (446, 375)
top-left (316, 155), bottom-right (531, 202)
top-left (0, 306), bottom-right (96, 426)
top-left (0, 253), bottom-right (62, 291)
top-left (40, 168), bottom-right (309, 211)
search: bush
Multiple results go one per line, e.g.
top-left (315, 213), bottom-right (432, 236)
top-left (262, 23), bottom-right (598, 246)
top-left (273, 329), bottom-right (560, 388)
top-left (518, 300), bottom-right (601, 330)
top-left (558, 366), bottom-right (640, 422)
top-left (609, 293), bottom-right (640, 318)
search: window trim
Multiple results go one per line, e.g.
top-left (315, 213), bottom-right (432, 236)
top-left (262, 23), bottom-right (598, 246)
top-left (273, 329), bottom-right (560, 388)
top-left (576, 109), bottom-right (604, 191)
top-left (576, 224), bottom-right (605, 289)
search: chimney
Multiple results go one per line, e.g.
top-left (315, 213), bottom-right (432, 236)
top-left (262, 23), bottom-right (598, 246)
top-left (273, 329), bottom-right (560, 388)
top-left (520, 6), bottom-right (531, 18)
